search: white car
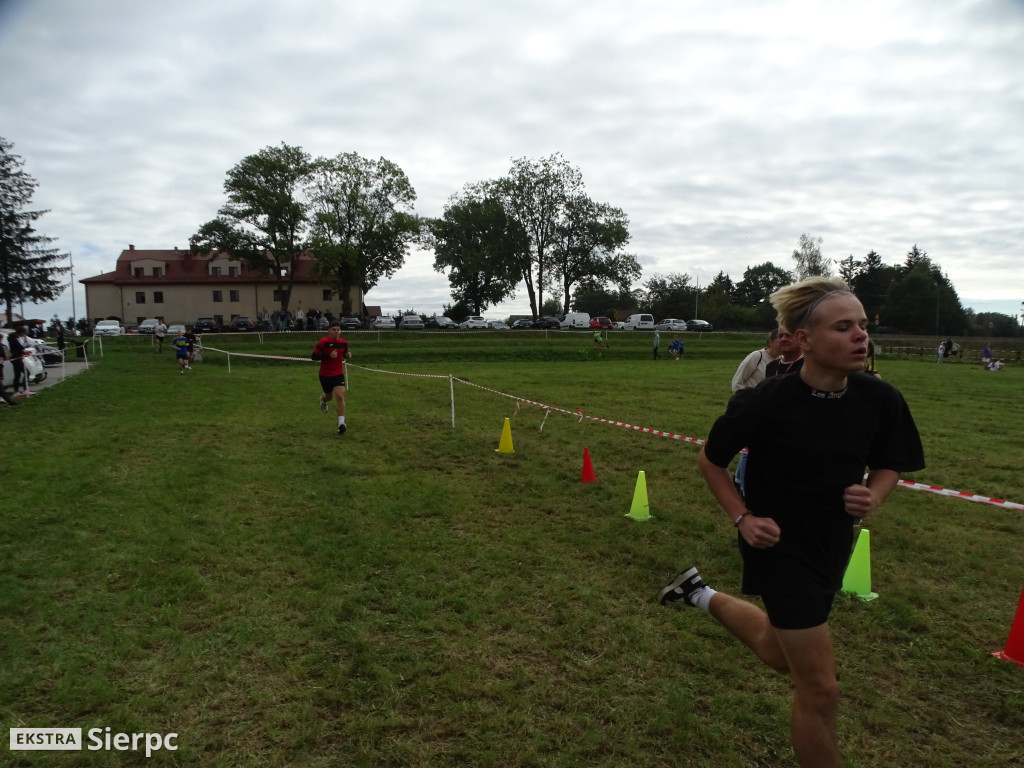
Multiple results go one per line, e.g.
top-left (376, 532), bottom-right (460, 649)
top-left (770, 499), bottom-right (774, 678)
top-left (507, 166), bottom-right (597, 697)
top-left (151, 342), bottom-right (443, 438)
top-left (137, 318), bottom-right (160, 334)
top-left (399, 315), bottom-right (425, 330)
top-left (654, 318), bottom-right (688, 331)
top-left (487, 321), bottom-right (510, 330)
top-left (459, 316), bottom-right (487, 329)
top-left (93, 320), bottom-right (125, 336)
top-left (372, 317), bottom-right (396, 329)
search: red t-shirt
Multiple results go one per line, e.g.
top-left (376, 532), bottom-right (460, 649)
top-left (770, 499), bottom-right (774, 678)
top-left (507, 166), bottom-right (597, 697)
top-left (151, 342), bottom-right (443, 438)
top-left (312, 336), bottom-right (348, 377)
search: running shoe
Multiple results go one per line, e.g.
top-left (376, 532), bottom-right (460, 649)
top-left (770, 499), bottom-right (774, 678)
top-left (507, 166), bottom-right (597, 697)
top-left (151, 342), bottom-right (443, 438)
top-left (320, 397), bottom-right (329, 414)
top-left (657, 566), bottom-right (707, 609)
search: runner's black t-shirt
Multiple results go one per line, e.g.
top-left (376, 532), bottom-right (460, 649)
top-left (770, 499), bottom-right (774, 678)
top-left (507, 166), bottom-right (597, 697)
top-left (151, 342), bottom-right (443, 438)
top-left (704, 372), bottom-right (925, 595)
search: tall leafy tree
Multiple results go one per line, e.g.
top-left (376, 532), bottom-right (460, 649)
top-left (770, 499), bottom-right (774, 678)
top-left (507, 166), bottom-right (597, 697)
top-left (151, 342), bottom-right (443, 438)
top-left (734, 262), bottom-right (792, 307)
top-left (488, 153), bottom-right (584, 317)
top-left (551, 194), bottom-right (637, 314)
top-left (190, 142), bottom-right (311, 311)
top-left (791, 233), bottom-right (832, 279)
top-left (644, 272), bottom-right (694, 319)
top-left (305, 153), bottom-right (420, 315)
top-left (849, 250), bottom-right (895, 326)
top-left (428, 193), bottom-right (525, 315)
top-left (0, 137), bottom-right (70, 323)
top-left (885, 248), bottom-right (966, 334)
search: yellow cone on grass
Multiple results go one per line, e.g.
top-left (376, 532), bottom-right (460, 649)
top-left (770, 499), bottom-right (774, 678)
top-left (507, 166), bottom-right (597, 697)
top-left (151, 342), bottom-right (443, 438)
top-left (495, 417), bottom-right (514, 454)
top-left (842, 528), bottom-right (879, 601)
top-left (625, 470), bottom-right (652, 521)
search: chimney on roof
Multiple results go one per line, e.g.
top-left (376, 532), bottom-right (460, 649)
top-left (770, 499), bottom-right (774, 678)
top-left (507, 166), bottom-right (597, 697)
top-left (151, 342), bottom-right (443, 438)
top-left (129, 244), bottom-right (135, 250)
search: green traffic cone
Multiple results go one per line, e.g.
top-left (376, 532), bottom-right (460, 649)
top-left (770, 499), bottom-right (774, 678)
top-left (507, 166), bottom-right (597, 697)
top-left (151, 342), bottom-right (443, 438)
top-left (842, 528), bottom-right (879, 601)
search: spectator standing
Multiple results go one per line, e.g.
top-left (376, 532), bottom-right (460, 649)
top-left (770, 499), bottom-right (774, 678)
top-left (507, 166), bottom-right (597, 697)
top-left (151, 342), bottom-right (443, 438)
top-left (765, 327), bottom-right (803, 377)
top-left (981, 342), bottom-right (992, 367)
top-left (8, 325), bottom-right (33, 397)
top-left (732, 330), bottom-right (781, 392)
top-left (0, 334), bottom-right (17, 404)
top-left (652, 328), bottom-right (661, 360)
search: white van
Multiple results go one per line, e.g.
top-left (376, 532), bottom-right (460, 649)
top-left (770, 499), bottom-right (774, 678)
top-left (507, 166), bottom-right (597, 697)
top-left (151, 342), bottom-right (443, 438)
top-left (624, 313), bottom-right (654, 330)
top-left (560, 312), bottom-right (591, 329)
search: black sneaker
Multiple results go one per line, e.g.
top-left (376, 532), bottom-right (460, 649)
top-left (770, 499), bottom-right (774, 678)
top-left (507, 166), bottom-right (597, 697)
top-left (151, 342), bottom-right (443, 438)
top-left (657, 566), bottom-right (707, 608)
top-left (337, 424), bottom-right (347, 435)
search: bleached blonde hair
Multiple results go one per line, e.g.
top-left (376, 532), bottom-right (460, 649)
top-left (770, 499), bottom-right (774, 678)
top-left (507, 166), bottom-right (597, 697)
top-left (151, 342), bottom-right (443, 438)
top-left (770, 277), bottom-right (853, 333)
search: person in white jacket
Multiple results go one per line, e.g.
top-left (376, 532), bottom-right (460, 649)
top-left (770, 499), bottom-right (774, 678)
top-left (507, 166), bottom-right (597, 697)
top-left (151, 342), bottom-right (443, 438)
top-left (731, 329), bottom-right (781, 392)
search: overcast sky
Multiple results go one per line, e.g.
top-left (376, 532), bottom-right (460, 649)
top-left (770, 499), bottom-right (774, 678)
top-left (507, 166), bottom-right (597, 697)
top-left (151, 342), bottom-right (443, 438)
top-left (2, 0), bottom-right (1022, 323)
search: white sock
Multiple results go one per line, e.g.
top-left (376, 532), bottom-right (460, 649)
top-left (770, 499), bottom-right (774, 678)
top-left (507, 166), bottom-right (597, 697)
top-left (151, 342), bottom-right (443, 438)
top-left (338, 416), bottom-right (345, 426)
top-left (691, 587), bottom-right (717, 611)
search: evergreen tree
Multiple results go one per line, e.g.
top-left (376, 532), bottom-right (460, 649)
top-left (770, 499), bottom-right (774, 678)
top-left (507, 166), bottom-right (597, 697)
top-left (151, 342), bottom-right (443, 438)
top-left (0, 137), bottom-right (70, 324)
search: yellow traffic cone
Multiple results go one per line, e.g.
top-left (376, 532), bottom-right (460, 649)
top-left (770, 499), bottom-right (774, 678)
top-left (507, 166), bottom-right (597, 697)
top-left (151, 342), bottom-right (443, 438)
top-left (495, 417), bottom-right (514, 454)
top-left (842, 528), bottom-right (879, 600)
top-left (625, 470), bottom-right (652, 521)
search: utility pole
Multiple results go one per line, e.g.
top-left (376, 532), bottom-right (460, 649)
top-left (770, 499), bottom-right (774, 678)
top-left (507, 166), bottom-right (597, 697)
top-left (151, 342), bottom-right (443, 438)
top-left (70, 252), bottom-right (76, 322)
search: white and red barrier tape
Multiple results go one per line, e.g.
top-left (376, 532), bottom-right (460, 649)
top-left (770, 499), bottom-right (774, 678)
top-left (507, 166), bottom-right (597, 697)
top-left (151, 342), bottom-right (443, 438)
top-left (196, 349), bottom-right (1023, 511)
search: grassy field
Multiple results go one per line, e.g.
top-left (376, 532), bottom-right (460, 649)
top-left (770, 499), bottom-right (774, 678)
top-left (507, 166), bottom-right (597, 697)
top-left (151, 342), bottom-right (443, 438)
top-left (2, 330), bottom-right (1022, 767)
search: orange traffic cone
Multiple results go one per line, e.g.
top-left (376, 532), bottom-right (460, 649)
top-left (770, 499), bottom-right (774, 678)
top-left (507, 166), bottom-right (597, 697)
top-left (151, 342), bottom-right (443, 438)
top-left (581, 447), bottom-right (596, 483)
top-left (992, 587), bottom-right (1024, 667)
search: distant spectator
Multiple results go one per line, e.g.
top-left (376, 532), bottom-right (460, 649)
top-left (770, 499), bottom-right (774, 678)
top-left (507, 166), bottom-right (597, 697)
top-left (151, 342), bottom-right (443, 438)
top-left (764, 327), bottom-right (803, 377)
top-left (8, 325), bottom-right (33, 397)
top-left (864, 339), bottom-right (881, 378)
top-left (981, 343), bottom-right (992, 367)
top-left (668, 336), bottom-right (685, 359)
top-left (731, 330), bottom-right (780, 391)
top-left (652, 328), bottom-right (661, 360)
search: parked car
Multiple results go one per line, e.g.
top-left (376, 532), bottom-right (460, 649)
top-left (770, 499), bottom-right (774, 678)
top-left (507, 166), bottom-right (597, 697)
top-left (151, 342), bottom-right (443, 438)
top-left (425, 316), bottom-right (458, 329)
top-left (612, 321), bottom-right (626, 330)
top-left (93, 319), bottom-right (125, 336)
top-left (399, 314), bottom-right (425, 330)
top-left (167, 324), bottom-right (186, 336)
top-left (559, 312), bottom-right (591, 329)
top-left (137, 318), bottom-right (160, 334)
top-left (511, 318), bottom-right (535, 329)
top-left (193, 317), bottom-right (221, 333)
top-left (230, 316), bottom-right (256, 332)
top-left (589, 317), bottom-right (613, 330)
top-left (338, 317), bottom-right (362, 331)
top-left (487, 320), bottom-right (510, 330)
top-left (624, 313), bottom-right (655, 330)
top-left (533, 316), bottom-right (562, 329)
top-left (372, 317), bottom-right (396, 329)
top-left (686, 319), bottom-right (714, 332)
top-left (125, 325), bottom-right (139, 334)
top-left (654, 318), bottom-right (688, 331)
top-left (459, 316), bottom-right (487, 329)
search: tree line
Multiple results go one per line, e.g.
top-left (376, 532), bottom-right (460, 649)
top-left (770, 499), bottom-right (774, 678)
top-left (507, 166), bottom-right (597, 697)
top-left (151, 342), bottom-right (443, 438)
top-left (2, 136), bottom-right (1019, 337)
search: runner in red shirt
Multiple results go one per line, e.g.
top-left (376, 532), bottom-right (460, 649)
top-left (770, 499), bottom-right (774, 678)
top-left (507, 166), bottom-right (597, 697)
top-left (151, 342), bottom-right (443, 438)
top-left (311, 323), bottom-right (352, 435)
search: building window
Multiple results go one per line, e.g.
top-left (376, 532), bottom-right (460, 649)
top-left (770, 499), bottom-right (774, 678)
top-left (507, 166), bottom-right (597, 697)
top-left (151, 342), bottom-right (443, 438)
top-left (213, 290), bottom-right (223, 303)
top-left (228, 266), bottom-right (238, 277)
top-left (154, 292), bottom-right (164, 303)
top-left (211, 266), bottom-right (221, 277)
top-left (134, 268), bottom-right (143, 278)
top-left (153, 267), bottom-right (163, 278)
top-left (229, 290), bottom-right (239, 302)
top-left (323, 289), bottom-right (333, 301)
top-left (136, 292), bottom-right (146, 304)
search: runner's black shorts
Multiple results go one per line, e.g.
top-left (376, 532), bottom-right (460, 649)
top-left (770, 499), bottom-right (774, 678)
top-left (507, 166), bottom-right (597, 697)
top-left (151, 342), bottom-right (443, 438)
top-left (319, 374), bottom-right (346, 394)
top-left (761, 593), bottom-right (836, 630)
